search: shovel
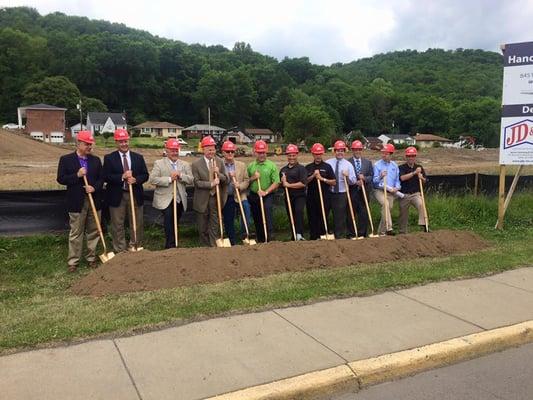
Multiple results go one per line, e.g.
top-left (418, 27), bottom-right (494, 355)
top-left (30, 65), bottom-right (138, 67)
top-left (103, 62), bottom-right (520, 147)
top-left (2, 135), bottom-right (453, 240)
top-left (382, 175), bottom-right (391, 234)
top-left (344, 175), bottom-right (363, 240)
top-left (214, 170), bottom-right (231, 247)
top-left (128, 182), bottom-right (143, 251)
top-left (233, 176), bottom-right (256, 245)
top-left (316, 176), bottom-right (334, 240)
top-left (173, 179), bottom-right (179, 247)
top-left (283, 175), bottom-right (297, 241)
top-left (360, 178), bottom-right (379, 238)
top-left (83, 176), bottom-right (115, 263)
top-left (419, 176), bottom-right (430, 232)
top-left (256, 177), bottom-right (269, 242)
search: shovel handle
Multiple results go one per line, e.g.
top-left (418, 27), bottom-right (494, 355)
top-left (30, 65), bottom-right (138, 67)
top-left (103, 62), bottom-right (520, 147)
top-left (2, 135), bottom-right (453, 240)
top-left (360, 179), bottom-right (375, 236)
top-left (173, 179), bottom-right (178, 247)
top-left (284, 182), bottom-right (297, 241)
top-left (257, 176), bottom-right (268, 242)
top-left (82, 175), bottom-right (108, 253)
top-left (214, 169), bottom-right (225, 240)
top-left (419, 177), bottom-right (429, 231)
top-left (316, 177), bottom-right (330, 235)
top-left (128, 182), bottom-right (139, 247)
top-left (383, 175), bottom-right (391, 230)
top-left (233, 176), bottom-right (251, 237)
top-left (343, 175), bottom-right (358, 237)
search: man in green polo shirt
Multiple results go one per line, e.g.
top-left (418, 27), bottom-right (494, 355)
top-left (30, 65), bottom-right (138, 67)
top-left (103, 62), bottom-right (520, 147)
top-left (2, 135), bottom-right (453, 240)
top-left (247, 140), bottom-right (280, 242)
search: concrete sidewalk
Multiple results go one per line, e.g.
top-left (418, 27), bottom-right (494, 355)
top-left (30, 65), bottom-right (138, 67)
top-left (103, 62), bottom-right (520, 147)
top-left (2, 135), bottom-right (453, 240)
top-left (2, 267), bottom-right (533, 400)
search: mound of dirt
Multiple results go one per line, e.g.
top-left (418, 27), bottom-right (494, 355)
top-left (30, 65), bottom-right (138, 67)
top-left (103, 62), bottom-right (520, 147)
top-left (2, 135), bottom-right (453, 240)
top-left (71, 230), bottom-right (489, 297)
top-left (0, 129), bottom-right (69, 160)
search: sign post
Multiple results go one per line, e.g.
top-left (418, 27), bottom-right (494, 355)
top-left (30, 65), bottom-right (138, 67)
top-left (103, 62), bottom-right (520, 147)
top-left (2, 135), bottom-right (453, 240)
top-left (497, 41), bottom-right (533, 229)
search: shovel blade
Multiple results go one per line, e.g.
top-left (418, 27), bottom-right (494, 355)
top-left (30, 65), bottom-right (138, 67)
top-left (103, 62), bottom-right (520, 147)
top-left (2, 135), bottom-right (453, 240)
top-left (351, 236), bottom-right (365, 240)
top-left (99, 251), bottom-right (115, 263)
top-left (216, 238), bottom-right (232, 248)
top-left (243, 238), bottom-right (257, 245)
top-left (128, 246), bottom-right (144, 252)
top-left (320, 234), bottom-right (335, 241)
top-left (368, 234), bottom-right (380, 238)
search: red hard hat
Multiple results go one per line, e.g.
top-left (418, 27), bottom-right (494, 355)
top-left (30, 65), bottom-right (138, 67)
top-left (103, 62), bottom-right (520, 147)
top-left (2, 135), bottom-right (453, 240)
top-left (165, 139), bottom-right (180, 150)
top-left (285, 144), bottom-right (299, 154)
top-left (381, 143), bottom-right (396, 153)
top-left (221, 141), bottom-right (236, 152)
top-left (351, 140), bottom-right (363, 150)
top-left (254, 140), bottom-right (268, 152)
top-left (310, 143), bottom-right (325, 155)
top-left (405, 146), bottom-right (417, 156)
top-left (201, 135), bottom-right (216, 147)
top-left (114, 128), bottom-right (129, 141)
top-left (333, 140), bottom-right (347, 151)
top-left (77, 130), bottom-right (95, 144)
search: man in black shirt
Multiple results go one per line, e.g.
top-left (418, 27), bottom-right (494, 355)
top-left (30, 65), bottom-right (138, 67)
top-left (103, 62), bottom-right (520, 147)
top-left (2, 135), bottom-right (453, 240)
top-left (305, 143), bottom-right (336, 240)
top-left (399, 146), bottom-right (427, 233)
top-left (280, 144), bottom-right (308, 240)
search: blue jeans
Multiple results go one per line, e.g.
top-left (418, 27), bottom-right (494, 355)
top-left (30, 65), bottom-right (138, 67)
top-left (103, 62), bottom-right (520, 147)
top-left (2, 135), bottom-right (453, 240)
top-left (222, 195), bottom-right (237, 245)
top-left (239, 199), bottom-right (253, 239)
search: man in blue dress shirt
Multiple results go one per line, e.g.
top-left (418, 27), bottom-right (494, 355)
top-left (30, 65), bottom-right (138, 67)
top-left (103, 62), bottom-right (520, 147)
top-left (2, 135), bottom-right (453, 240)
top-left (373, 143), bottom-right (401, 235)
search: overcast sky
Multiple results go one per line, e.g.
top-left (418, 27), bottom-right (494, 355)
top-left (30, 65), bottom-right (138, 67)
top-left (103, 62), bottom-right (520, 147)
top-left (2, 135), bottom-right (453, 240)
top-left (5, 0), bottom-right (533, 65)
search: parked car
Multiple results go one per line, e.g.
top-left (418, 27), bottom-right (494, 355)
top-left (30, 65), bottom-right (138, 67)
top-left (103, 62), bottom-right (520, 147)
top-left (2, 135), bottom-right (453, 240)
top-left (2, 123), bottom-right (18, 129)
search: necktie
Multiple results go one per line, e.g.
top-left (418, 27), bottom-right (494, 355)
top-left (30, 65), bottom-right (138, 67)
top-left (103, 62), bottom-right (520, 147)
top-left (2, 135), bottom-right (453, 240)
top-left (334, 159), bottom-right (340, 193)
top-left (209, 159), bottom-right (216, 195)
top-left (356, 159), bottom-right (361, 175)
top-left (122, 153), bottom-right (129, 190)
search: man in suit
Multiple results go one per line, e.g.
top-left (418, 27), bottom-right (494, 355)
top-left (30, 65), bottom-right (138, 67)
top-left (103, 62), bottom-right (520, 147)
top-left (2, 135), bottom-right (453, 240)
top-left (103, 128), bottom-right (149, 252)
top-left (191, 135), bottom-right (228, 247)
top-left (220, 140), bottom-right (250, 245)
top-left (149, 138), bottom-right (194, 248)
top-left (57, 131), bottom-right (103, 272)
top-left (346, 140), bottom-right (374, 237)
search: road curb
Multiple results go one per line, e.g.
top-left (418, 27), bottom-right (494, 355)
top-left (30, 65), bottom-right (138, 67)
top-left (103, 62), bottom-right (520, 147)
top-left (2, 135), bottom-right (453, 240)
top-left (205, 320), bottom-right (533, 400)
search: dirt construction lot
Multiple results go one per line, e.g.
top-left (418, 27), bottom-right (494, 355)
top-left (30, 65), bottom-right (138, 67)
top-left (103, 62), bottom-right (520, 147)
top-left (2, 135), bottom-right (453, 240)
top-left (0, 129), bottom-right (530, 190)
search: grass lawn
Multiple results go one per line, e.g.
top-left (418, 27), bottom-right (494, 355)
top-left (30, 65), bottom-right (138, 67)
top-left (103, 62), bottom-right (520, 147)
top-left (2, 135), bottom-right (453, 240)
top-left (1, 192), bottom-right (532, 354)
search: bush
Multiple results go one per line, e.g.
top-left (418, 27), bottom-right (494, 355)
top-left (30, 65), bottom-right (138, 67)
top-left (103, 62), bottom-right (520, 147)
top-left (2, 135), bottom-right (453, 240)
top-left (139, 133), bottom-right (151, 138)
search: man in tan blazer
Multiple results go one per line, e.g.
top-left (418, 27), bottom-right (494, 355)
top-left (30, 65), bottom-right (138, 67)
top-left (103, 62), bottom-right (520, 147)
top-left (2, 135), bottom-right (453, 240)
top-left (191, 136), bottom-right (228, 246)
top-left (149, 139), bottom-right (194, 248)
top-left (220, 141), bottom-right (250, 245)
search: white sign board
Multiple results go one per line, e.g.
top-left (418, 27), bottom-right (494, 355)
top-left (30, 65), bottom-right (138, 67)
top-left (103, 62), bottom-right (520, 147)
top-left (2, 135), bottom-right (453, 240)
top-left (500, 41), bottom-right (533, 165)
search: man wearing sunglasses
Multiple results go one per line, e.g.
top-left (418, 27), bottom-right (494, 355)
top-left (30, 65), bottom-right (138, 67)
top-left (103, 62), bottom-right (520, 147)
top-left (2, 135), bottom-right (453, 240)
top-left (221, 140), bottom-right (250, 245)
top-left (398, 146), bottom-right (427, 233)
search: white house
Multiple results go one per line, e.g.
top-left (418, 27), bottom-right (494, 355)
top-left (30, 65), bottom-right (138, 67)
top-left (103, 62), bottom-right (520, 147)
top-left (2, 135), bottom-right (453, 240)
top-left (246, 128), bottom-right (277, 143)
top-left (378, 134), bottom-right (415, 146)
top-left (87, 112), bottom-right (127, 134)
top-left (133, 121), bottom-right (184, 138)
top-left (70, 123), bottom-right (87, 139)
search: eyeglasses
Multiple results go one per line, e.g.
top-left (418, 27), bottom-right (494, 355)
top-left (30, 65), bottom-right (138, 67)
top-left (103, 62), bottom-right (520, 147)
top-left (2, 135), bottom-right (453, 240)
top-left (224, 151), bottom-right (235, 154)
top-left (406, 155), bottom-right (416, 158)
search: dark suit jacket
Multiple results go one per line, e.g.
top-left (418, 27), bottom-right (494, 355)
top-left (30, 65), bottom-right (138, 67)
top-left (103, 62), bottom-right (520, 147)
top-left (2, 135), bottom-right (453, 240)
top-left (347, 156), bottom-right (373, 193)
top-left (103, 150), bottom-right (149, 207)
top-left (57, 152), bottom-right (103, 213)
top-left (191, 156), bottom-right (228, 213)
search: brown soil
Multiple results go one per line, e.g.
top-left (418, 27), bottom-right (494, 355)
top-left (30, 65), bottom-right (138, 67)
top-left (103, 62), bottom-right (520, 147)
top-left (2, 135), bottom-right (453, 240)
top-left (71, 230), bottom-right (488, 297)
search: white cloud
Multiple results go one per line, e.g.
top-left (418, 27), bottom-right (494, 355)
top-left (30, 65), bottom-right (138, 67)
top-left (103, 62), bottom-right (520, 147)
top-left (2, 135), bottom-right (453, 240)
top-left (4, 0), bottom-right (533, 64)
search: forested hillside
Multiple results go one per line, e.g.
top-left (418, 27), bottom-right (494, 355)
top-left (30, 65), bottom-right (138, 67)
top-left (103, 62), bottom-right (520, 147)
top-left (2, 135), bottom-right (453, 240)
top-left (0, 7), bottom-right (503, 146)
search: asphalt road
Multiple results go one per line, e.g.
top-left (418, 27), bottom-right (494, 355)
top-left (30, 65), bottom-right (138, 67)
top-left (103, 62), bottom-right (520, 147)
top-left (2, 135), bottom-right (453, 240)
top-left (324, 342), bottom-right (533, 400)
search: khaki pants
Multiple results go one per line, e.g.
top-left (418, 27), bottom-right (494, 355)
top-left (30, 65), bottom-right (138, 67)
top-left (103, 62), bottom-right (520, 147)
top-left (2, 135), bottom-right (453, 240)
top-left (399, 192), bottom-right (426, 233)
top-left (373, 189), bottom-right (395, 234)
top-left (109, 191), bottom-right (144, 252)
top-left (196, 195), bottom-right (219, 247)
top-left (68, 198), bottom-right (100, 266)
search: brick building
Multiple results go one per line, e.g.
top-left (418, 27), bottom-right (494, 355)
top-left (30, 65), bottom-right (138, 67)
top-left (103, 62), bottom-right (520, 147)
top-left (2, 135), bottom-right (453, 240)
top-left (17, 103), bottom-right (67, 143)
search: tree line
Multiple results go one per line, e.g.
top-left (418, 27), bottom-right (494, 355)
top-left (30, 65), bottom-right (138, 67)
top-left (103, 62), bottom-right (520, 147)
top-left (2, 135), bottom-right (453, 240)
top-left (0, 7), bottom-right (503, 146)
